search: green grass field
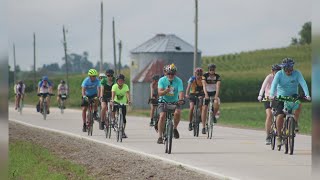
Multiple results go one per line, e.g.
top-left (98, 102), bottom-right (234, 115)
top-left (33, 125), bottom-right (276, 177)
top-left (9, 141), bottom-right (93, 180)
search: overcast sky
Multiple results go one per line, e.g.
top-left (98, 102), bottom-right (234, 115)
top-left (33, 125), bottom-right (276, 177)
top-left (7, 0), bottom-right (311, 71)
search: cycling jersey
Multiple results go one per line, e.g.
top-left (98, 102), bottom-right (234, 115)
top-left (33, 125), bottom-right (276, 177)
top-left (270, 69), bottom-right (310, 97)
top-left (158, 76), bottom-right (183, 103)
top-left (57, 84), bottom-right (68, 95)
top-left (187, 76), bottom-right (203, 95)
top-left (259, 73), bottom-right (277, 97)
top-left (39, 81), bottom-right (52, 93)
top-left (16, 84), bottom-right (26, 94)
top-left (112, 84), bottom-right (129, 104)
top-left (202, 72), bottom-right (221, 92)
top-left (100, 78), bottom-right (115, 98)
top-left (81, 77), bottom-right (100, 96)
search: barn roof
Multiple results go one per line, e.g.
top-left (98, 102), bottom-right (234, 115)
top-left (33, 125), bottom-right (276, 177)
top-left (132, 60), bottom-right (165, 83)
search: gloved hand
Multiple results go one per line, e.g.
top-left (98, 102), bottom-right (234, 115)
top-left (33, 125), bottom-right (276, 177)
top-left (306, 96), bottom-right (311, 101)
top-left (269, 96), bottom-right (274, 100)
top-left (257, 95), bottom-right (262, 102)
top-left (82, 95), bottom-right (88, 100)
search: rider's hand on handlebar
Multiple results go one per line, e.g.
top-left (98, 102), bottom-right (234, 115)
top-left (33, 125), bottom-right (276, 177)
top-left (82, 95), bottom-right (88, 100)
top-left (306, 96), bottom-right (311, 101)
top-left (269, 96), bottom-right (274, 100)
top-left (185, 94), bottom-right (189, 99)
top-left (257, 95), bottom-right (262, 102)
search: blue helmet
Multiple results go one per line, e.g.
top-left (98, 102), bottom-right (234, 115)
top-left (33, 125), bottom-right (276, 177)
top-left (42, 76), bottom-right (48, 81)
top-left (281, 58), bottom-right (295, 68)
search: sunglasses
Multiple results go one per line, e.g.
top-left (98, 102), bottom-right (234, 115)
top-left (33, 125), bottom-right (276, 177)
top-left (167, 73), bottom-right (175, 76)
top-left (209, 68), bottom-right (215, 71)
top-left (284, 67), bottom-right (293, 72)
top-left (107, 74), bottom-right (113, 77)
top-left (196, 73), bottom-right (203, 76)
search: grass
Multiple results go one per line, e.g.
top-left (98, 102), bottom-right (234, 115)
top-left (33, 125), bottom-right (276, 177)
top-left (129, 102), bottom-right (312, 135)
top-left (9, 141), bottom-right (93, 180)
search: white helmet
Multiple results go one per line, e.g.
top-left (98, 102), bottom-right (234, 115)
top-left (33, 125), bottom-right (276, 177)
top-left (99, 73), bottom-right (106, 77)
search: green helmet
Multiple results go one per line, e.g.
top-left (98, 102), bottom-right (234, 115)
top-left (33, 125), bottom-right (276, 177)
top-left (88, 69), bottom-right (98, 76)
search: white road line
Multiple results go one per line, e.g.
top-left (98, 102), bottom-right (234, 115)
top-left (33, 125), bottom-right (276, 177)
top-left (9, 118), bottom-right (240, 180)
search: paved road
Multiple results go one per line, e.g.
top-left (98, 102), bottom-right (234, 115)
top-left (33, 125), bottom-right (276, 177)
top-left (9, 107), bottom-right (312, 180)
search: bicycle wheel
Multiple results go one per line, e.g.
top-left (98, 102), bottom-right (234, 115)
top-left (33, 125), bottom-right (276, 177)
top-left (270, 119), bottom-right (276, 150)
top-left (119, 112), bottom-right (123, 142)
top-left (284, 119), bottom-right (289, 154)
top-left (166, 119), bottom-right (173, 154)
top-left (209, 116), bottom-right (214, 139)
top-left (60, 100), bottom-right (64, 114)
top-left (43, 101), bottom-right (47, 120)
top-left (288, 117), bottom-right (295, 155)
top-left (193, 108), bottom-right (197, 137)
top-left (87, 110), bottom-right (93, 136)
top-left (19, 98), bottom-right (23, 115)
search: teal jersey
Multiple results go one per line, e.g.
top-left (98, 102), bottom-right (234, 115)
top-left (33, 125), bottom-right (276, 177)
top-left (158, 76), bottom-right (183, 103)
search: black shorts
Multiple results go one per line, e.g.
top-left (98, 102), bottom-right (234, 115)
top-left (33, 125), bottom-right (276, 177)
top-left (264, 100), bottom-right (278, 109)
top-left (81, 94), bottom-right (97, 107)
top-left (204, 91), bottom-right (216, 105)
top-left (189, 94), bottom-right (204, 104)
top-left (273, 101), bottom-right (284, 116)
top-left (101, 96), bottom-right (111, 103)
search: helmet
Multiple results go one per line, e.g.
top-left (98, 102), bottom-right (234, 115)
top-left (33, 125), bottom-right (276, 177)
top-left (152, 75), bottom-right (160, 81)
top-left (194, 67), bottom-right (203, 73)
top-left (208, 64), bottom-right (216, 69)
top-left (18, 80), bottom-right (23, 84)
top-left (271, 64), bottom-right (281, 71)
top-left (88, 69), bottom-right (98, 76)
top-left (116, 74), bottom-right (125, 81)
top-left (60, 80), bottom-right (65, 84)
top-left (281, 58), bottom-right (295, 68)
top-left (163, 65), bottom-right (168, 73)
top-left (167, 63), bottom-right (177, 73)
top-left (99, 73), bottom-right (106, 77)
top-left (106, 69), bottom-right (114, 75)
top-left (42, 76), bottom-right (48, 81)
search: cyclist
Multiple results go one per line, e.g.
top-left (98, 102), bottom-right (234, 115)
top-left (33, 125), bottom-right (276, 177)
top-left (257, 64), bottom-right (281, 145)
top-left (57, 80), bottom-right (68, 109)
top-left (111, 74), bottom-right (131, 138)
top-left (15, 80), bottom-right (26, 110)
top-left (81, 69), bottom-right (101, 132)
top-left (185, 67), bottom-right (204, 131)
top-left (99, 69), bottom-right (116, 130)
top-left (201, 64), bottom-right (221, 134)
top-left (38, 76), bottom-right (53, 114)
top-left (149, 74), bottom-right (160, 126)
top-left (157, 63), bottom-right (184, 144)
top-left (269, 58), bottom-right (311, 146)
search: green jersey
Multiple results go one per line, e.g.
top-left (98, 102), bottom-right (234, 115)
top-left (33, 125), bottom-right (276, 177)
top-left (100, 78), bottom-right (115, 98)
top-left (112, 84), bottom-right (129, 104)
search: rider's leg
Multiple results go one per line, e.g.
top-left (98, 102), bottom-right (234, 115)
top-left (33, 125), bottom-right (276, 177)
top-left (101, 102), bottom-right (107, 122)
top-left (213, 98), bottom-right (220, 115)
top-left (265, 108), bottom-right (272, 136)
top-left (15, 94), bottom-right (18, 109)
top-left (202, 101), bottom-right (208, 129)
top-left (294, 104), bottom-right (302, 123)
top-left (57, 95), bottom-right (60, 106)
top-left (173, 108), bottom-right (181, 129)
top-left (158, 111), bottom-right (166, 137)
top-left (150, 104), bottom-right (154, 121)
top-left (46, 96), bottom-right (51, 112)
top-left (189, 102), bottom-right (194, 123)
top-left (82, 106), bottom-right (88, 124)
top-left (39, 97), bottom-right (43, 111)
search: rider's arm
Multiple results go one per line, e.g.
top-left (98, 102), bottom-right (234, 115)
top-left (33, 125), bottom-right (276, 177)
top-left (185, 83), bottom-right (191, 97)
top-left (57, 84), bottom-right (61, 95)
top-left (126, 91), bottom-right (131, 103)
top-left (81, 87), bottom-right (86, 97)
top-left (202, 79), bottom-right (208, 98)
top-left (97, 86), bottom-right (101, 98)
top-left (100, 85), bottom-right (104, 98)
top-left (157, 78), bottom-right (169, 96)
top-left (215, 80), bottom-right (221, 99)
top-left (150, 83), bottom-right (154, 98)
top-left (111, 90), bottom-right (115, 102)
top-left (258, 75), bottom-right (270, 97)
top-left (297, 70), bottom-right (310, 97)
top-left (178, 78), bottom-right (184, 101)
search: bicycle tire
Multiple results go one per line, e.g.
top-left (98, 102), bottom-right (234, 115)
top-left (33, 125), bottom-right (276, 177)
top-left (284, 119), bottom-right (289, 154)
top-left (288, 117), bottom-right (295, 155)
top-left (209, 116), bottom-right (214, 139)
top-left (168, 119), bottom-right (173, 154)
top-left (19, 98), bottom-right (23, 115)
top-left (60, 100), bottom-right (64, 114)
top-left (119, 112), bottom-right (123, 142)
top-left (116, 114), bottom-right (120, 142)
top-left (193, 109), bottom-right (197, 137)
top-left (43, 101), bottom-right (47, 120)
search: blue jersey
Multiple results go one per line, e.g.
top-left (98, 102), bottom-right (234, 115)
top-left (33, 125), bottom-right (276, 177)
top-left (158, 76), bottom-right (183, 102)
top-left (270, 69), bottom-right (310, 97)
top-left (81, 77), bottom-right (101, 96)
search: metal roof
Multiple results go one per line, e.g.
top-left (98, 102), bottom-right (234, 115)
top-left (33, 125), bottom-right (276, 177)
top-left (132, 60), bottom-right (165, 83)
top-left (131, 34), bottom-right (201, 53)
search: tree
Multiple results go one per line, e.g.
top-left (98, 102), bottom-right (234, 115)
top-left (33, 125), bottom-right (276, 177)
top-left (291, 21), bottom-right (311, 45)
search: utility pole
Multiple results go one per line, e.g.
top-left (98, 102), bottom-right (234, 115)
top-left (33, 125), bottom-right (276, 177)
top-left (112, 17), bottom-right (117, 76)
top-left (118, 40), bottom-right (122, 75)
top-left (193, 0), bottom-right (198, 71)
top-left (13, 44), bottom-right (16, 84)
top-left (63, 25), bottom-right (69, 88)
top-left (100, 1), bottom-right (104, 72)
top-left (33, 33), bottom-right (36, 91)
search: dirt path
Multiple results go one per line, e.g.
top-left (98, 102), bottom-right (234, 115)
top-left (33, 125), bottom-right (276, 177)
top-left (9, 122), bottom-right (217, 180)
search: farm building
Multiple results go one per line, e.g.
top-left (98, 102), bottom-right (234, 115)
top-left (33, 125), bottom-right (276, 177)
top-left (130, 34), bottom-right (201, 109)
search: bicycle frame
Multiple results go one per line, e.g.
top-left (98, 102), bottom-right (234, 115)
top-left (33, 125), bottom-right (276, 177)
top-left (192, 95), bottom-right (203, 137)
top-left (206, 97), bottom-right (215, 139)
top-left (38, 93), bottom-right (53, 120)
top-left (163, 103), bottom-right (176, 154)
top-left (86, 98), bottom-right (96, 136)
top-left (104, 99), bottom-right (112, 139)
top-left (114, 103), bottom-right (127, 142)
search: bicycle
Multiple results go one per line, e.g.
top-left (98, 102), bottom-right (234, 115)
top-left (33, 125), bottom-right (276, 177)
top-left (58, 94), bottom-right (67, 114)
top-left (148, 98), bottom-right (159, 127)
top-left (104, 99), bottom-right (113, 139)
top-left (275, 95), bottom-right (308, 155)
top-left (206, 97), bottom-right (216, 139)
top-left (262, 97), bottom-right (278, 150)
top-left (113, 102), bottom-right (128, 142)
top-left (17, 94), bottom-right (24, 115)
top-left (190, 95), bottom-right (203, 137)
top-left (37, 93), bottom-right (54, 120)
top-left (159, 99), bottom-right (185, 154)
top-left (85, 97), bottom-right (98, 136)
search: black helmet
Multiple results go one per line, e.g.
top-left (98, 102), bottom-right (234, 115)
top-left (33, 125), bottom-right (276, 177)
top-left (106, 69), bottom-right (114, 75)
top-left (60, 80), bottom-right (65, 84)
top-left (116, 74), bottom-right (125, 81)
top-left (271, 64), bottom-right (281, 71)
top-left (208, 64), bottom-right (216, 69)
top-left (18, 80), bottom-right (23, 84)
top-left (152, 75), bottom-right (160, 81)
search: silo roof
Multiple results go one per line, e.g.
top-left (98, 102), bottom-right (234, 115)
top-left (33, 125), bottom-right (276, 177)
top-left (131, 34), bottom-right (201, 53)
